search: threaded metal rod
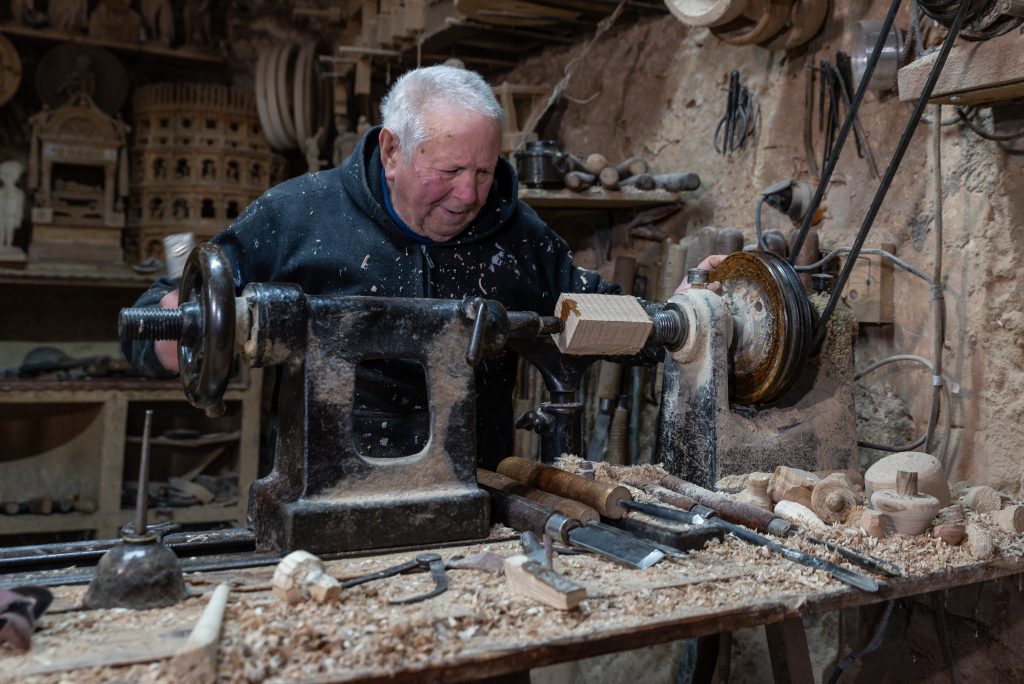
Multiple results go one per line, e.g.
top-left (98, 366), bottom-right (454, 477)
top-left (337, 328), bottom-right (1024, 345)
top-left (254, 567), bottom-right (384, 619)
top-left (119, 308), bottom-right (184, 341)
top-left (651, 309), bottom-right (688, 350)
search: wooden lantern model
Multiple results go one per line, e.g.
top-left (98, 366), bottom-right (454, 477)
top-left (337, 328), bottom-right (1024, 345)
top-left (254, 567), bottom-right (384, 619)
top-left (26, 91), bottom-right (130, 263)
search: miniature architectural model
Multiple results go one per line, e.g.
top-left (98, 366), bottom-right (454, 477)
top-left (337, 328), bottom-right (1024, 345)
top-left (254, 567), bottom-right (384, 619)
top-left (26, 92), bottom-right (130, 263)
top-left (127, 83), bottom-right (284, 262)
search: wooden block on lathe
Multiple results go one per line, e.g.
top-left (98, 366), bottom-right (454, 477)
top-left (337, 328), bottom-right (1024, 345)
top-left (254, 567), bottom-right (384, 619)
top-left (553, 293), bottom-right (652, 356)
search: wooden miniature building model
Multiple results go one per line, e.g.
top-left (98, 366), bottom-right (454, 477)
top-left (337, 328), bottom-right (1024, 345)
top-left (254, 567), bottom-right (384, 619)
top-left (26, 91), bottom-right (130, 263)
top-left (127, 83), bottom-right (285, 263)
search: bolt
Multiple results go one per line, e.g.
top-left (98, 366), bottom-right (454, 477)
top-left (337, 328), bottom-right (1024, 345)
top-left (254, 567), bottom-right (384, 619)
top-left (687, 268), bottom-right (710, 288)
top-left (118, 308), bottom-right (184, 341)
top-left (812, 273), bottom-right (834, 294)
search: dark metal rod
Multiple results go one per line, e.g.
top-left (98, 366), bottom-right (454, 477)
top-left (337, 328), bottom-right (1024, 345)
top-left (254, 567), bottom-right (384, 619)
top-left (135, 409), bottom-right (153, 536)
top-left (788, 0), bottom-right (904, 265)
top-left (811, 0), bottom-right (971, 349)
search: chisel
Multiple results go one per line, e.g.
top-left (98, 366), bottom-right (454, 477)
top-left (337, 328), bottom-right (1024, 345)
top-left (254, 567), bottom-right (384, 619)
top-left (622, 500), bottom-right (879, 592)
top-left (483, 486), bottom-right (663, 570)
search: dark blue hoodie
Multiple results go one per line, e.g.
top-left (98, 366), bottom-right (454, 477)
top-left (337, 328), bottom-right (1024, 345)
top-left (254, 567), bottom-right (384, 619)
top-left (125, 126), bottom-right (615, 465)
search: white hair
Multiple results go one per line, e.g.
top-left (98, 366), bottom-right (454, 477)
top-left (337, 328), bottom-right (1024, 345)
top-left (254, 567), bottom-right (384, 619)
top-left (380, 65), bottom-right (505, 162)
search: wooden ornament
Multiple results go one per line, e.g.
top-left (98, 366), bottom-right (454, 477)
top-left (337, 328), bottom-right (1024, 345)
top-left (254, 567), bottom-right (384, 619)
top-left (859, 508), bottom-right (888, 539)
top-left (961, 485), bottom-right (1001, 513)
top-left (773, 500), bottom-right (827, 532)
top-left (934, 503), bottom-right (966, 526)
top-left (864, 451), bottom-right (951, 507)
top-left (992, 504), bottom-right (1024, 533)
top-left (736, 472), bottom-right (772, 511)
top-left (552, 293), bottom-right (652, 356)
top-left (272, 550), bottom-right (341, 604)
top-left (870, 471), bottom-right (941, 536)
top-left (965, 523), bottom-right (994, 560)
top-left (932, 524), bottom-right (966, 546)
top-left (771, 466), bottom-right (820, 507)
top-left (817, 468), bottom-right (865, 489)
top-left (810, 473), bottom-right (857, 524)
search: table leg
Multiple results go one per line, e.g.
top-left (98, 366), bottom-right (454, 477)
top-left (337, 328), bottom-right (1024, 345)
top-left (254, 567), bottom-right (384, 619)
top-left (764, 618), bottom-right (814, 684)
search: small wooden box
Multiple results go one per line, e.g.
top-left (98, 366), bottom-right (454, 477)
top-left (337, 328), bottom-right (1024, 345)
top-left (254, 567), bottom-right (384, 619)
top-left (552, 293), bottom-right (652, 356)
top-left (838, 242), bottom-right (893, 324)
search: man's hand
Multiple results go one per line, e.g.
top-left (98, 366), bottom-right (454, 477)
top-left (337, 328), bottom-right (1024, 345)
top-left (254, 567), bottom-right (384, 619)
top-left (674, 255), bottom-right (725, 295)
top-left (155, 290), bottom-right (180, 373)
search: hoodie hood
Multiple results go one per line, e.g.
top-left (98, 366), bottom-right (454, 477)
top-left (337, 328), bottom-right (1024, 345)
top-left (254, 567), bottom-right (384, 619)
top-left (339, 125), bottom-right (521, 247)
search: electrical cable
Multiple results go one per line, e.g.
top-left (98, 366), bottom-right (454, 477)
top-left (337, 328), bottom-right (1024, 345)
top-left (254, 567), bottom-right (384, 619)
top-left (789, 0), bottom-right (904, 266)
top-left (811, 0), bottom-right (972, 351)
top-left (826, 601), bottom-right (896, 684)
top-left (854, 355), bottom-right (953, 456)
top-left (925, 104), bottom-right (946, 455)
top-left (795, 247), bottom-right (933, 284)
top-left (954, 105), bottom-right (1024, 141)
top-left (754, 194), bottom-right (770, 252)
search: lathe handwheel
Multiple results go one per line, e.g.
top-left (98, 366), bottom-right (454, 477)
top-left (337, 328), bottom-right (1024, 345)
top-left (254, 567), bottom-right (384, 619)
top-left (178, 243), bottom-right (236, 412)
top-left (711, 251), bottom-right (812, 405)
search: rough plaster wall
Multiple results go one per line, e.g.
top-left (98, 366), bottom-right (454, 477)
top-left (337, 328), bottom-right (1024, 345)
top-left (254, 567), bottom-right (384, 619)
top-left (504, 2), bottom-right (1023, 495)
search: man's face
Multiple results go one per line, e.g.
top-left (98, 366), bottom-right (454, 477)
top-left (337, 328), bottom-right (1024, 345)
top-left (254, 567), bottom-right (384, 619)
top-left (380, 106), bottom-right (501, 242)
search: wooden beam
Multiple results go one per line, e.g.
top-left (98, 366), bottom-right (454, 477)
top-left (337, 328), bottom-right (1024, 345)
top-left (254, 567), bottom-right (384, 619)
top-left (897, 30), bottom-right (1024, 106)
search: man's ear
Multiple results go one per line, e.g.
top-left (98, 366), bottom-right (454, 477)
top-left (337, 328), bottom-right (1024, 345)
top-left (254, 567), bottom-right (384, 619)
top-left (379, 128), bottom-right (400, 180)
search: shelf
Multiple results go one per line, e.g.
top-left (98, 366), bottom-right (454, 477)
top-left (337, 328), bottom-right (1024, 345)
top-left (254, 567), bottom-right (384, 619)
top-left (0, 22), bottom-right (224, 64)
top-left (518, 186), bottom-right (683, 209)
top-left (0, 512), bottom-right (99, 535)
top-left (0, 261), bottom-right (156, 288)
top-left (125, 431), bottom-right (241, 447)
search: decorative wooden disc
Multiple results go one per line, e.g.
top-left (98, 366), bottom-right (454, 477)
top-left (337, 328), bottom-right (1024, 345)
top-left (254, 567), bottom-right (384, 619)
top-left (35, 43), bottom-right (127, 115)
top-left (0, 34), bottom-right (21, 108)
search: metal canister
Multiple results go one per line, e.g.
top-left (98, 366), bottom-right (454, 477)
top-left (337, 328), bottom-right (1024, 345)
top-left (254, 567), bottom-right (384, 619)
top-left (514, 140), bottom-right (567, 189)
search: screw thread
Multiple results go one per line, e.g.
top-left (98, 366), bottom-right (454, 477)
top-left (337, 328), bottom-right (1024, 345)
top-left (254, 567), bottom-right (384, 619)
top-left (118, 308), bottom-right (184, 341)
top-left (651, 310), bottom-right (687, 349)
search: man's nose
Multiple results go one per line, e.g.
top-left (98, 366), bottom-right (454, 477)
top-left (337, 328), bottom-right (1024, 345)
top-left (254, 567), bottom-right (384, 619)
top-left (450, 173), bottom-right (479, 205)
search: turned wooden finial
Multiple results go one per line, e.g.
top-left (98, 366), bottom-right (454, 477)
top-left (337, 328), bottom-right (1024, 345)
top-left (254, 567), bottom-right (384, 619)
top-left (272, 550), bottom-right (341, 604)
top-left (896, 470), bottom-right (918, 497)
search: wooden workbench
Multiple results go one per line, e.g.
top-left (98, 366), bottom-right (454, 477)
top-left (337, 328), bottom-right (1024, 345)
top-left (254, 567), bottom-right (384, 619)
top-left (2, 513), bottom-right (1022, 683)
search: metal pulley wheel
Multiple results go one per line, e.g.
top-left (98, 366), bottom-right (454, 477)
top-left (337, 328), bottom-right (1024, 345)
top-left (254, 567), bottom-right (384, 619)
top-left (178, 243), bottom-right (236, 414)
top-left (711, 251), bottom-right (813, 405)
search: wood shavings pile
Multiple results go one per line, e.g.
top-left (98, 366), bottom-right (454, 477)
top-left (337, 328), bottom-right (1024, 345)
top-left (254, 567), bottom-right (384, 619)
top-left (6, 463), bottom-right (1024, 683)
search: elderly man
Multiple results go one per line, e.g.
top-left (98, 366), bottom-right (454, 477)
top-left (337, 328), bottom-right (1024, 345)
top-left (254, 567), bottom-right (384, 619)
top-left (124, 65), bottom-right (616, 468)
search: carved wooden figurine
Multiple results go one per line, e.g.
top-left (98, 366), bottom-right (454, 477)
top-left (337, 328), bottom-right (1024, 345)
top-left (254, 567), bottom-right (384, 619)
top-left (88, 0), bottom-right (142, 44)
top-left (0, 160), bottom-right (25, 262)
top-left (140, 0), bottom-right (174, 46)
top-left (49, 0), bottom-right (89, 33)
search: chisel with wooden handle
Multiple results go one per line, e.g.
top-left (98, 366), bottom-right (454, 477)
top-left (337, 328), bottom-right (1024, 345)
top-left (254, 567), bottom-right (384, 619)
top-left (481, 485), bottom-right (663, 569)
top-left (476, 469), bottom-right (600, 525)
top-left (497, 456), bottom-right (632, 519)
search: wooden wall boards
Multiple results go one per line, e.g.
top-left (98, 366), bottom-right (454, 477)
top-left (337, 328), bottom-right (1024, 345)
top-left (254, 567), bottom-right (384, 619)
top-left (127, 83), bottom-right (285, 263)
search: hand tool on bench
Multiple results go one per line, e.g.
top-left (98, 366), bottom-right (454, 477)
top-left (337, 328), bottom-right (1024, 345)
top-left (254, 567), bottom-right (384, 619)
top-left (477, 469), bottom-right (600, 524)
top-left (649, 479), bottom-right (902, 578)
top-left (483, 486), bottom-right (664, 569)
top-left (606, 514), bottom-right (724, 554)
top-left (497, 456), bottom-right (632, 519)
top-left (342, 553), bottom-right (449, 604)
top-left (623, 499), bottom-right (879, 592)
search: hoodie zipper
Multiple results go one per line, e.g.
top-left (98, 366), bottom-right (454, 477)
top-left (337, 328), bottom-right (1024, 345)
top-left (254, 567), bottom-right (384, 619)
top-left (420, 245), bottom-right (434, 297)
